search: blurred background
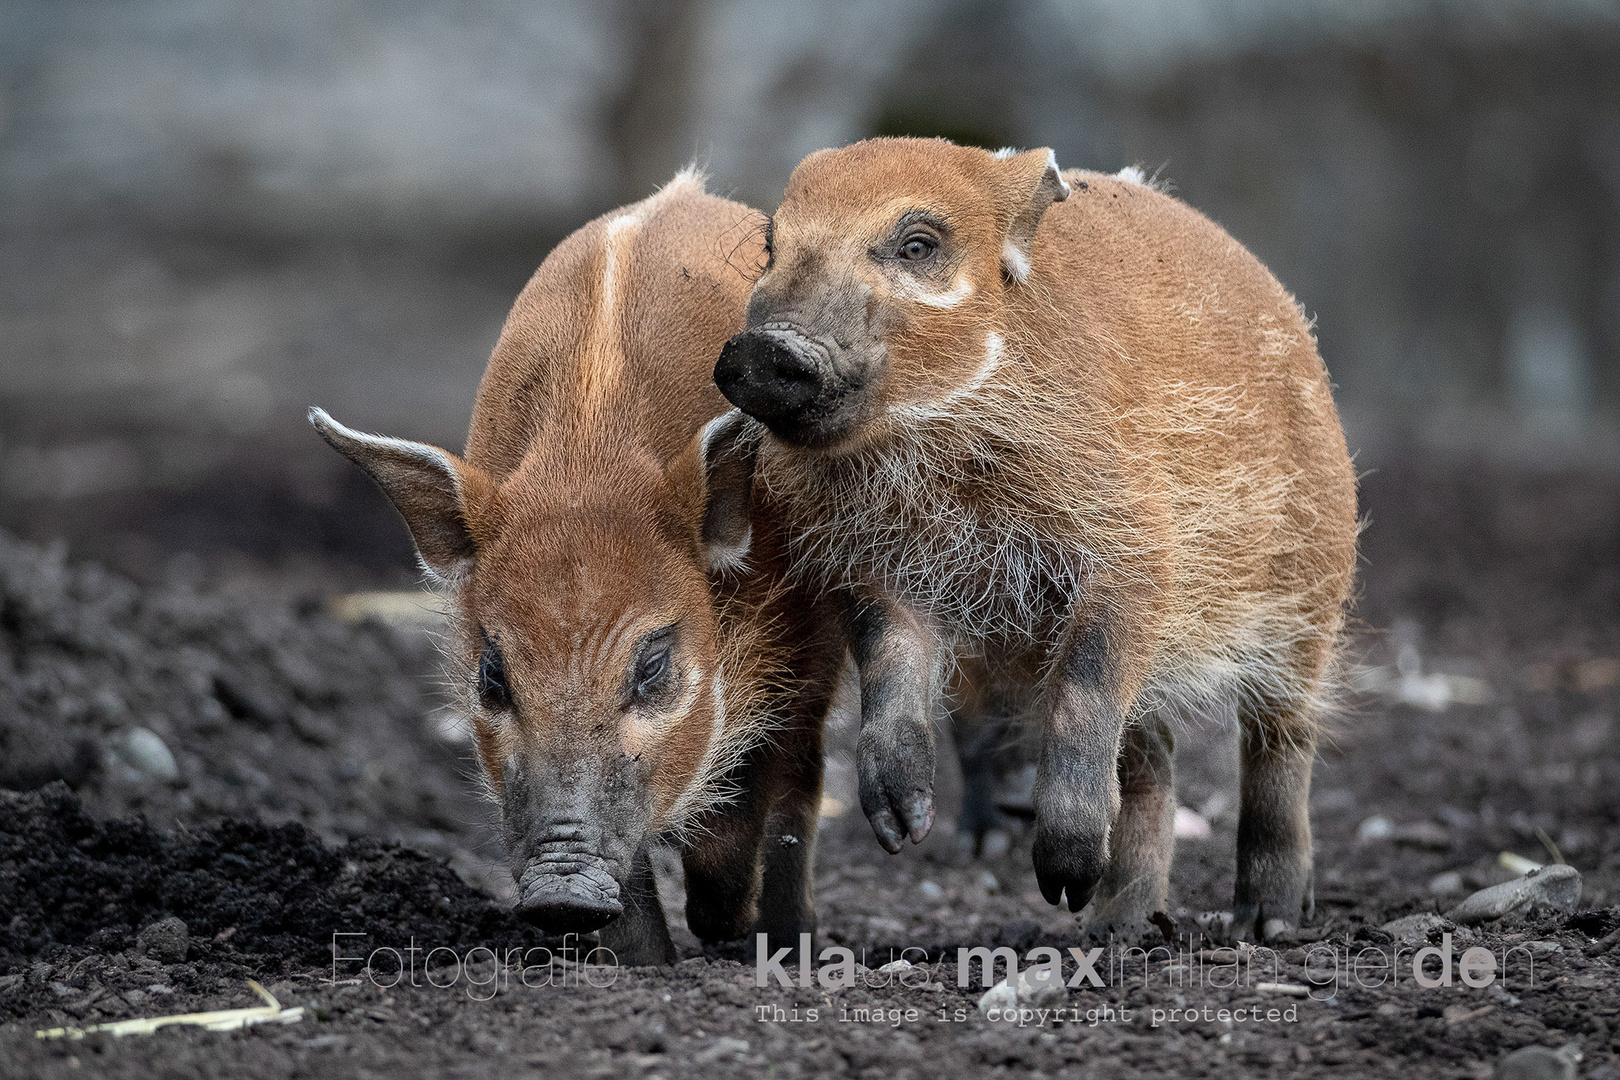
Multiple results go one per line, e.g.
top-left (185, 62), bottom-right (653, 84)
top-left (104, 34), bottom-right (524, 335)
top-left (0, 0), bottom-right (1617, 589)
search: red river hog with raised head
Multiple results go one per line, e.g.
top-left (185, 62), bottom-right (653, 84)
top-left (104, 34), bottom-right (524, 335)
top-left (713, 138), bottom-right (1359, 943)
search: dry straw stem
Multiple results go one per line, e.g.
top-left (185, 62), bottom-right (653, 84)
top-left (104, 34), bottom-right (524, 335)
top-left (35, 980), bottom-right (305, 1040)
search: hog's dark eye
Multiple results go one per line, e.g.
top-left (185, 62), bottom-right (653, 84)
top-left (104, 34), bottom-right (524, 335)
top-left (635, 647), bottom-right (671, 700)
top-left (630, 625), bottom-right (678, 705)
top-left (478, 638), bottom-right (511, 711)
top-left (899, 234), bottom-right (936, 261)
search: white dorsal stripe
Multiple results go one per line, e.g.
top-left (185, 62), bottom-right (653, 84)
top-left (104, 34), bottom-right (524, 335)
top-left (583, 169), bottom-right (707, 403)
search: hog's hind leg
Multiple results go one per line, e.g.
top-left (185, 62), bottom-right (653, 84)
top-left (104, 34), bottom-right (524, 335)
top-left (1233, 691), bottom-right (1319, 942)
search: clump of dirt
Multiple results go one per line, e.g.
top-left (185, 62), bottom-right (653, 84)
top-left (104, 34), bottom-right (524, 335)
top-left (0, 783), bottom-right (550, 1017)
top-left (0, 529), bottom-right (495, 873)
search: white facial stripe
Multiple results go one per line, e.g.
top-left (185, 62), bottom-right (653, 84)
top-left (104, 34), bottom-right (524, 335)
top-left (957, 331), bottom-right (1005, 397)
top-left (626, 663), bottom-right (705, 757)
top-left (888, 331), bottom-right (1007, 419)
top-left (935, 331), bottom-right (1005, 406)
top-left (895, 274), bottom-right (973, 309)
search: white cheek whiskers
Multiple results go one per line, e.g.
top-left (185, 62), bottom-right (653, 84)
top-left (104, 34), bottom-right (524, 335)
top-left (887, 330), bottom-right (1007, 421)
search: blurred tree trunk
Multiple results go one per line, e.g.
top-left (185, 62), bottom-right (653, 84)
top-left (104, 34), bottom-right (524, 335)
top-left (603, 0), bottom-right (707, 205)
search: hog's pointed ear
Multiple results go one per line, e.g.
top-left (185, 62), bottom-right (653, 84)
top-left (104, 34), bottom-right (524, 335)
top-left (695, 409), bottom-right (759, 574)
top-left (308, 407), bottom-right (496, 584)
top-left (992, 147), bottom-right (1070, 283)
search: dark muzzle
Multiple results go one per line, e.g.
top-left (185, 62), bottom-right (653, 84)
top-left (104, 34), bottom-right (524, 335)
top-left (512, 852), bottom-right (623, 933)
top-left (714, 328), bottom-right (832, 442)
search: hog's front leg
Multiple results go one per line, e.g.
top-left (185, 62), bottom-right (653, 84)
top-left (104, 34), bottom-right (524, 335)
top-left (849, 591), bottom-right (944, 853)
top-left (596, 844), bottom-right (677, 966)
top-left (751, 708), bottom-right (826, 948)
top-left (1033, 603), bottom-right (1152, 913)
top-left (681, 780), bottom-right (772, 943)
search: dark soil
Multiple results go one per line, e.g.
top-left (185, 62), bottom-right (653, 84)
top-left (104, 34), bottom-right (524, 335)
top-left (1, 458), bottom-right (1619, 1079)
top-left (0, 784), bottom-right (552, 986)
top-left (0, 527), bottom-right (501, 885)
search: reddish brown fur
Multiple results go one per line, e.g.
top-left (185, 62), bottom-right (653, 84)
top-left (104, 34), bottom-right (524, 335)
top-left (719, 138), bottom-right (1358, 941)
top-left (312, 174), bottom-right (841, 962)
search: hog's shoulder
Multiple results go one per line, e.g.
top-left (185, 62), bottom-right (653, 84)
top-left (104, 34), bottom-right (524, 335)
top-left (465, 180), bottom-right (767, 477)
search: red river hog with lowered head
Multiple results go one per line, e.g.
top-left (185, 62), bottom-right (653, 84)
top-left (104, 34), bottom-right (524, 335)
top-left (311, 173), bottom-right (844, 964)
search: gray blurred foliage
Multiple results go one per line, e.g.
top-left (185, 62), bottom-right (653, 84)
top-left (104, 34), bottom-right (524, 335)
top-left (0, 0), bottom-right (1617, 577)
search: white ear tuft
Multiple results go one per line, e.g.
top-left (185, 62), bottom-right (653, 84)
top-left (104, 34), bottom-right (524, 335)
top-left (697, 410), bottom-right (759, 574)
top-left (1047, 150), bottom-right (1072, 198)
top-left (998, 148), bottom-right (1069, 284)
top-left (1001, 241), bottom-right (1033, 283)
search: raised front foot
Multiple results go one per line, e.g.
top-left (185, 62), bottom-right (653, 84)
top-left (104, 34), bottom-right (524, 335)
top-left (856, 721), bottom-right (936, 853)
top-left (1031, 790), bottom-right (1112, 913)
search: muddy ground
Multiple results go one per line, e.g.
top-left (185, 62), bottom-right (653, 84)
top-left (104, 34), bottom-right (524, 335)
top-left (1, 457), bottom-right (1619, 1079)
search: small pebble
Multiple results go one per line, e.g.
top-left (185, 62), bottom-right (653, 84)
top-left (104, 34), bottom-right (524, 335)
top-left (1446, 865), bottom-right (1581, 925)
top-left (1357, 815), bottom-right (1395, 842)
top-left (1428, 870), bottom-right (1466, 895)
top-left (977, 966), bottom-right (1068, 1015)
top-left (120, 727), bottom-right (179, 783)
top-left (1381, 913), bottom-right (1451, 945)
top-left (1392, 821), bottom-right (1450, 849)
top-left (918, 880), bottom-right (945, 902)
top-left (1174, 807), bottom-right (1211, 840)
top-left (1495, 1044), bottom-right (1581, 1080)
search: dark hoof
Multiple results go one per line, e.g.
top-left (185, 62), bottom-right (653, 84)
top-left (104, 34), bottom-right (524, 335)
top-left (856, 727), bottom-right (936, 854)
top-left (1032, 819), bottom-right (1108, 913)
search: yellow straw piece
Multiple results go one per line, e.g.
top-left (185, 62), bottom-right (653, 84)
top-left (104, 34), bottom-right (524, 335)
top-left (1499, 851), bottom-right (1543, 876)
top-left (35, 980), bottom-right (305, 1040)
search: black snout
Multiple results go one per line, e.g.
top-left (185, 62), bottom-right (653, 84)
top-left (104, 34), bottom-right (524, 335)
top-left (513, 859), bottom-right (624, 934)
top-left (515, 890), bottom-right (622, 934)
top-left (715, 329), bottom-right (830, 439)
